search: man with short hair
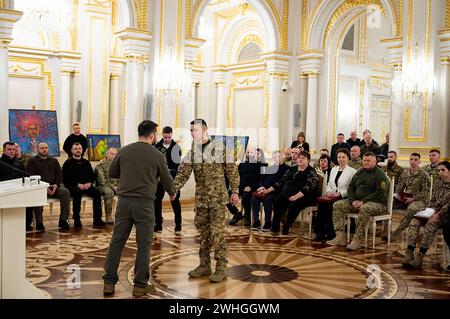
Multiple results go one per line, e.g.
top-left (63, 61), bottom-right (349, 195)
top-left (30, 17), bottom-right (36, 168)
top-left (348, 146), bottom-right (363, 170)
top-left (63, 123), bottom-right (88, 157)
top-left (287, 146), bottom-right (301, 167)
top-left (26, 142), bottom-right (71, 231)
top-left (359, 133), bottom-right (379, 157)
top-left (62, 142), bottom-right (104, 228)
top-left (330, 133), bottom-right (350, 165)
top-left (103, 120), bottom-right (176, 297)
top-left (174, 119), bottom-right (239, 283)
top-left (378, 133), bottom-right (390, 158)
top-left (95, 148), bottom-right (119, 225)
top-left (0, 141), bottom-right (26, 181)
top-left (423, 149), bottom-right (441, 181)
top-left (327, 152), bottom-right (389, 250)
top-left (14, 142), bottom-right (31, 168)
top-left (383, 151), bottom-right (404, 182)
top-left (346, 131), bottom-right (361, 148)
top-left (154, 126), bottom-right (182, 232)
top-left (390, 153), bottom-right (430, 240)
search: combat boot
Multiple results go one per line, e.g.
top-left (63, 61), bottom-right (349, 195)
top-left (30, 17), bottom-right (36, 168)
top-left (326, 231), bottom-right (347, 246)
top-left (209, 263), bottom-right (227, 283)
top-left (402, 249), bottom-right (415, 266)
top-left (346, 237), bottom-right (361, 250)
top-left (188, 264), bottom-right (212, 278)
top-left (408, 251), bottom-right (424, 269)
top-left (105, 213), bottom-right (114, 225)
top-left (229, 212), bottom-right (243, 225)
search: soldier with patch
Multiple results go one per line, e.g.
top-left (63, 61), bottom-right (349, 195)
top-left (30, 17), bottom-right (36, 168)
top-left (348, 146), bottom-right (363, 171)
top-left (174, 119), bottom-right (239, 283)
top-left (390, 153), bottom-right (430, 240)
top-left (422, 149), bottom-right (441, 182)
top-left (383, 150), bottom-right (404, 183)
top-left (327, 152), bottom-right (389, 250)
top-left (95, 148), bottom-right (119, 224)
top-left (403, 161), bottom-right (450, 269)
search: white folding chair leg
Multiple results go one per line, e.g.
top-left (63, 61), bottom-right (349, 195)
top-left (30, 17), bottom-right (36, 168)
top-left (82, 200), bottom-right (86, 216)
top-left (347, 217), bottom-right (351, 243)
top-left (387, 220), bottom-right (392, 246)
top-left (308, 212), bottom-right (313, 238)
top-left (372, 221), bottom-right (377, 248)
top-left (49, 202), bottom-right (53, 216)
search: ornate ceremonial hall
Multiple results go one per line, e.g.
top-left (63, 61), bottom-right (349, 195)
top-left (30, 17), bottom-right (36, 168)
top-left (0, 0), bottom-right (449, 300)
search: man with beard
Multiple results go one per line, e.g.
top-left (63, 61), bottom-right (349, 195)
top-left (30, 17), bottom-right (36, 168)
top-left (383, 151), bottom-right (404, 182)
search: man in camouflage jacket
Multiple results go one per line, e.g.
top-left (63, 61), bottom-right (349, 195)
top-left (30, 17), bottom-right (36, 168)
top-left (95, 148), bottom-right (119, 224)
top-left (174, 119), bottom-right (239, 283)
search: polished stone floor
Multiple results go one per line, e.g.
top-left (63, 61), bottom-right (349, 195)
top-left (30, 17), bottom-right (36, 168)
top-left (26, 202), bottom-right (450, 299)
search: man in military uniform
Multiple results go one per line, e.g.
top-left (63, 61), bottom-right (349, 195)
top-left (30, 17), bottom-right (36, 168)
top-left (422, 149), bottom-right (441, 182)
top-left (95, 148), bottom-right (119, 224)
top-left (327, 152), bottom-right (389, 250)
top-left (348, 145), bottom-right (363, 170)
top-left (174, 119), bottom-right (239, 283)
top-left (390, 153), bottom-right (430, 240)
top-left (403, 161), bottom-right (450, 268)
top-left (383, 151), bottom-right (404, 182)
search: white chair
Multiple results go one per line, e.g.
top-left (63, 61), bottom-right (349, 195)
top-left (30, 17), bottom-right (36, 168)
top-left (346, 177), bottom-right (395, 248)
top-left (47, 195), bottom-right (92, 218)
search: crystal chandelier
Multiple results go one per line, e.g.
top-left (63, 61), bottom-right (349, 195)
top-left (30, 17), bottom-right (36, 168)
top-left (15, 0), bottom-right (73, 32)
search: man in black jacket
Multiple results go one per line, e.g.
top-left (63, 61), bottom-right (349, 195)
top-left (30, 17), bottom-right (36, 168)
top-left (153, 126), bottom-right (182, 232)
top-left (330, 133), bottom-right (350, 165)
top-left (63, 123), bottom-right (88, 157)
top-left (0, 141), bottom-right (26, 181)
top-left (62, 142), bottom-right (104, 228)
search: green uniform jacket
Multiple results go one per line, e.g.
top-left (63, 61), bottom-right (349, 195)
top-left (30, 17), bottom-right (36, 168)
top-left (95, 159), bottom-right (119, 189)
top-left (383, 162), bottom-right (404, 183)
top-left (429, 179), bottom-right (450, 219)
top-left (174, 139), bottom-right (240, 208)
top-left (395, 168), bottom-right (430, 203)
top-left (347, 166), bottom-right (389, 205)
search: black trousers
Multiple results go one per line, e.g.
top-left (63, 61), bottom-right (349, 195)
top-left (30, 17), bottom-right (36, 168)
top-left (241, 191), bottom-right (252, 218)
top-left (68, 186), bottom-right (102, 222)
top-left (313, 202), bottom-right (336, 239)
top-left (154, 182), bottom-right (181, 227)
top-left (271, 193), bottom-right (312, 232)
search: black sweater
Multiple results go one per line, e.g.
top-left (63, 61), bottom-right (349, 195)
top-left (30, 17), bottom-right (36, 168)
top-left (273, 165), bottom-right (319, 198)
top-left (238, 161), bottom-right (265, 193)
top-left (62, 157), bottom-right (95, 189)
top-left (259, 164), bottom-right (289, 189)
top-left (154, 139), bottom-right (181, 177)
top-left (27, 156), bottom-right (62, 186)
top-left (63, 133), bottom-right (88, 157)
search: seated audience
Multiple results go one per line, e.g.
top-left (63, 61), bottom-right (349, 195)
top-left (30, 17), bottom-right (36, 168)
top-left (26, 142), bottom-right (71, 231)
top-left (315, 154), bottom-right (332, 182)
top-left (346, 131), bottom-right (361, 148)
top-left (423, 149), bottom-right (441, 181)
top-left (283, 147), bottom-right (292, 165)
top-left (330, 133), bottom-right (350, 165)
top-left (359, 129), bottom-right (378, 146)
top-left (95, 148), bottom-right (119, 225)
top-left (0, 141), bottom-right (26, 181)
top-left (63, 123), bottom-right (88, 157)
top-left (359, 133), bottom-right (379, 157)
top-left (348, 146), bottom-right (363, 170)
top-left (402, 161), bottom-right (450, 268)
top-left (271, 151), bottom-right (319, 235)
top-left (251, 151), bottom-right (289, 231)
top-left (62, 142), bottom-right (105, 228)
top-left (378, 133), bottom-right (390, 158)
top-left (327, 152), bottom-right (389, 250)
top-left (313, 149), bottom-right (356, 241)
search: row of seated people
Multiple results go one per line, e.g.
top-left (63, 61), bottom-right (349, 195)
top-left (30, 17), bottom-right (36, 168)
top-left (0, 141), bottom-right (118, 231)
top-left (227, 145), bottom-right (450, 269)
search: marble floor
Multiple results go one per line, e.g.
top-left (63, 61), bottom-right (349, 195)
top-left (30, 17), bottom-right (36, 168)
top-left (25, 202), bottom-right (450, 299)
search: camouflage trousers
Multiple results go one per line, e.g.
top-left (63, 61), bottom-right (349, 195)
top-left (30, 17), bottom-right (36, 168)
top-left (332, 199), bottom-right (387, 239)
top-left (394, 201), bottom-right (426, 234)
top-left (194, 205), bottom-right (228, 270)
top-left (407, 212), bottom-right (447, 250)
top-left (98, 186), bottom-right (115, 214)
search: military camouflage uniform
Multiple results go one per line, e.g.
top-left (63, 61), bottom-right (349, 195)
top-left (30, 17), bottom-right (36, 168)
top-left (174, 139), bottom-right (239, 271)
top-left (95, 159), bottom-right (119, 214)
top-left (392, 169), bottom-right (430, 235)
top-left (348, 158), bottom-right (363, 170)
top-left (332, 166), bottom-right (389, 239)
top-left (407, 179), bottom-right (450, 250)
top-left (383, 162), bottom-right (404, 184)
top-left (423, 163), bottom-right (440, 182)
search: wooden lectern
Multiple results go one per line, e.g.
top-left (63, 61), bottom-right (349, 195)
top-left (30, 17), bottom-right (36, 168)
top-left (0, 178), bottom-right (48, 298)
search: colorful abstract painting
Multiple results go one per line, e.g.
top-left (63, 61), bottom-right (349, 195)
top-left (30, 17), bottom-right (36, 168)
top-left (211, 135), bottom-right (249, 162)
top-left (9, 109), bottom-right (60, 156)
top-left (87, 134), bottom-right (121, 161)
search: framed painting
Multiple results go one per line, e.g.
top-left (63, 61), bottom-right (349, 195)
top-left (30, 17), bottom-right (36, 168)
top-left (9, 109), bottom-right (60, 156)
top-left (86, 134), bottom-right (121, 161)
top-left (211, 135), bottom-right (249, 162)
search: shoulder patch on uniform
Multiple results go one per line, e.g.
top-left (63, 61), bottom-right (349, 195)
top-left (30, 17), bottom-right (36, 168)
top-left (381, 181), bottom-right (387, 190)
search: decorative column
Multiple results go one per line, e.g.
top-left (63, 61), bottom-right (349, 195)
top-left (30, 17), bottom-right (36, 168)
top-left (439, 30), bottom-right (450, 159)
top-left (261, 51), bottom-right (290, 153)
top-left (0, 7), bottom-right (22, 143)
top-left (58, 51), bottom-right (81, 141)
top-left (381, 37), bottom-right (404, 155)
top-left (298, 52), bottom-right (324, 154)
top-left (211, 65), bottom-right (227, 131)
top-left (116, 28), bottom-right (152, 145)
top-left (109, 58), bottom-right (125, 134)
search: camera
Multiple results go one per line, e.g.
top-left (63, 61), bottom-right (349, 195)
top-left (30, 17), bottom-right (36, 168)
top-left (282, 80), bottom-right (289, 92)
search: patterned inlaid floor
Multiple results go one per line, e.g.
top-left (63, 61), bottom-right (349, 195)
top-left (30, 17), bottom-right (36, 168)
top-left (26, 205), bottom-right (450, 299)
